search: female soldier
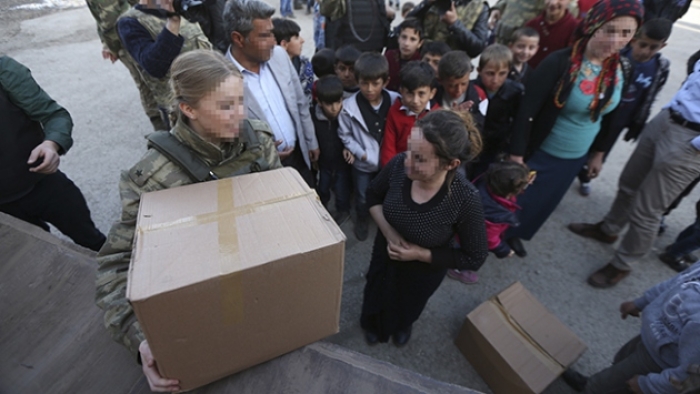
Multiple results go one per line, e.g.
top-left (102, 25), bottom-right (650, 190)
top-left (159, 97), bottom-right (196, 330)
top-left (360, 109), bottom-right (489, 346)
top-left (95, 49), bottom-right (281, 392)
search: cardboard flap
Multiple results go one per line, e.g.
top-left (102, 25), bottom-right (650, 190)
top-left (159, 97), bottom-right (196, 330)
top-left (127, 168), bottom-right (346, 302)
top-left (495, 282), bottom-right (586, 367)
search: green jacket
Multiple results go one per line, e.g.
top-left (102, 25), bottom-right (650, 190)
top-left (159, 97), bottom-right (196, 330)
top-left (95, 116), bottom-right (282, 357)
top-left (0, 56), bottom-right (73, 153)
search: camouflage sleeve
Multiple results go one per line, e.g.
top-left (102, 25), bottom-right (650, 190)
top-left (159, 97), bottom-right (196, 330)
top-left (85, 0), bottom-right (131, 54)
top-left (257, 130), bottom-right (283, 170)
top-left (95, 151), bottom-right (173, 358)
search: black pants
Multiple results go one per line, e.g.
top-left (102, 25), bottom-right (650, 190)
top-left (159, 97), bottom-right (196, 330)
top-left (0, 171), bottom-right (106, 252)
top-left (281, 143), bottom-right (317, 189)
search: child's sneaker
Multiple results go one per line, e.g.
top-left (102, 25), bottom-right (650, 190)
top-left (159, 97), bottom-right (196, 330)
top-left (447, 269), bottom-right (479, 284)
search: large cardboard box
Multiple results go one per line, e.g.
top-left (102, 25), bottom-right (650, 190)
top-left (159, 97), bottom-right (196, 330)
top-left (455, 282), bottom-right (586, 394)
top-left (127, 168), bottom-right (346, 391)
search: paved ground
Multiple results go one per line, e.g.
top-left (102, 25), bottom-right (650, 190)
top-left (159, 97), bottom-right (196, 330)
top-left (2, 2), bottom-right (700, 393)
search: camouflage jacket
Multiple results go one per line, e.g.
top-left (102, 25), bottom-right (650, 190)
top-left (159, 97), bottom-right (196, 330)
top-left (408, 0), bottom-right (490, 57)
top-left (85, 0), bottom-right (137, 54)
top-left (95, 116), bottom-right (281, 357)
top-left (494, 0), bottom-right (578, 44)
top-left (118, 7), bottom-right (212, 109)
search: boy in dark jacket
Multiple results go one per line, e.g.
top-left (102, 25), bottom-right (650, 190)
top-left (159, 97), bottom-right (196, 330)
top-left (577, 18), bottom-right (672, 196)
top-left (448, 160), bottom-right (531, 284)
top-left (311, 76), bottom-right (352, 225)
top-left (385, 18), bottom-right (424, 92)
top-left (471, 44), bottom-right (524, 178)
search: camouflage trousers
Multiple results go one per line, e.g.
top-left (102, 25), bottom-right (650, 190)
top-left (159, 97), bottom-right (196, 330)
top-left (118, 49), bottom-right (169, 131)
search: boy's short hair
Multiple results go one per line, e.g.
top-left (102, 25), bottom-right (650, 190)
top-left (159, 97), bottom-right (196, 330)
top-left (335, 45), bottom-right (362, 66)
top-left (399, 61), bottom-right (435, 91)
top-left (438, 51), bottom-right (472, 80)
top-left (478, 44), bottom-right (513, 70)
top-left (354, 52), bottom-right (389, 82)
top-left (420, 40), bottom-right (451, 57)
top-left (271, 18), bottom-right (301, 44)
top-left (509, 27), bottom-right (539, 44)
top-left (316, 75), bottom-right (344, 104)
top-left (398, 18), bottom-right (424, 40)
top-left (638, 18), bottom-right (673, 42)
top-left (401, 2), bottom-right (415, 16)
top-left (312, 48), bottom-right (336, 78)
top-left (486, 161), bottom-right (530, 198)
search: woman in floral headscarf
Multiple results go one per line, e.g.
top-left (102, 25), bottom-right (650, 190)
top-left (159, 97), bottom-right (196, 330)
top-left (502, 0), bottom-right (643, 257)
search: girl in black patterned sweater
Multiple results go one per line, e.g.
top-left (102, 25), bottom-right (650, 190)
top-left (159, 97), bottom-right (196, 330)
top-left (360, 110), bottom-right (489, 346)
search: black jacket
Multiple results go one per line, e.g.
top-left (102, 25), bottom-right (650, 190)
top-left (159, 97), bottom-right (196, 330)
top-left (472, 77), bottom-right (524, 156)
top-left (508, 48), bottom-right (627, 158)
top-left (311, 104), bottom-right (350, 171)
top-left (326, 0), bottom-right (390, 52)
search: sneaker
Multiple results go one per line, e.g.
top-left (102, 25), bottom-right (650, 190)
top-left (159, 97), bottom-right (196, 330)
top-left (447, 269), bottom-right (479, 284)
top-left (331, 210), bottom-right (350, 226)
top-left (354, 217), bottom-right (369, 241)
top-left (562, 369), bottom-right (588, 392)
top-left (659, 252), bottom-right (690, 273)
top-left (579, 182), bottom-right (591, 196)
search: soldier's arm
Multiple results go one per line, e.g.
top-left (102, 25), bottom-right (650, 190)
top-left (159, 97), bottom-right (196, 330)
top-left (95, 170), bottom-right (148, 358)
top-left (0, 56), bottom-right (73, 154)
top-left (447, 3), bottom-right (490, 58)
top-left (85, 0), bottom-right (131, 54)
top-left (258, 130), bottom-right (283, 170)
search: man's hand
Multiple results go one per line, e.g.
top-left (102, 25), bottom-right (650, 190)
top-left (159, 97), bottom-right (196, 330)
top-left (489, 9), bottom-right (501, 22)
top-left (453, 100), bottom-right (474, 112)
top-left (627, 375), bottom-right (643, 394)
top-left (587, 152), bottom-right (605, 179)
top-left (28, 140), bottom-right (61, 174)
top-left (309, 148), bottom-right (320, 162)
top-left (620, 301), bottom-right (641, 319)
top-left (441, 2), bottom-right (458, 25)
top-left (139, 341), bottom-right (180, 392)
top-left (275, 140), bottom-right (295, 161)
top-left (102, 49), bottom-right (118, 63)
top-left (343, 149), bottom-right (355, 165)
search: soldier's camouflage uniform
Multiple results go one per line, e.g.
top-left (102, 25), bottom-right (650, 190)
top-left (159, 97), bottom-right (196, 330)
top-left (95, 116), bottom-right (282, 357)
top-left (493, 0), bottom-right (578, 45)
top-left (85, 0), bottom-right (166, 130)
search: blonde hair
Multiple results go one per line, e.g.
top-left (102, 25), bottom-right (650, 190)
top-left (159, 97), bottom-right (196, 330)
top-left (478, 44), bottom-right (513, 70)
top-left (170, 50), bottom-right (242, 115)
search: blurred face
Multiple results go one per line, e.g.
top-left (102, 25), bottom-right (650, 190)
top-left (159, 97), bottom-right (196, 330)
top-left (358, 77), bottom-right (387, 105)
top-left (282, 34), bottom-right (304, 58)
top-left (509, 36), bottom-right (539, 65)
top-left (398, 28), bottom-right (423, 59)
top-left (183, 75), bottom-right (246, 143)
top-left (399, 85), bottom-right (436, 114)
top-left (587, 16), bottom-right (638, 61)
top-left (478, 62), bottom-right (509, 93)
top-left (628, 33), bottom-right (666, 63)
top-left (319, 100), bottom-right (343, 120)
top-left (404, 128), bottom-right (455, 182)
top-left (440, 74), bottom-right (470, 100)
top-left (422, 53), bottom-right (441, 74)
top-left (335, 62), bottom-right (357, 89)
top-left (544, 0), bottom-right (570, 21)
top-left (233, 18), bottom-right (276, 64)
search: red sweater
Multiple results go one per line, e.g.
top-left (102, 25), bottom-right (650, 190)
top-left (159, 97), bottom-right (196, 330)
top-left (380, 99), bottom-right (440, 167)
top-left (385, 49), bottom-right (422, 93)
top-left (525, 11), bottom-right (579, 69)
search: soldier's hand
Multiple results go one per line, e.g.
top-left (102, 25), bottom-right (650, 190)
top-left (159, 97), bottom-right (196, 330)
top-left (441, 3), bottom-right (458, 25)
top-left (28, 140), bottom-right (60, 174)
top-left (139, 341), bottom-right (180, 392)
top-left (309, 148), bottom-right (320, 162)
top-left (101, 49), bottom-right (118, 63)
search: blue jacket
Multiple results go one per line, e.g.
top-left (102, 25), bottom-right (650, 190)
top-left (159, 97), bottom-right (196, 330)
top-left (633, 262), bottom-right (700, 394)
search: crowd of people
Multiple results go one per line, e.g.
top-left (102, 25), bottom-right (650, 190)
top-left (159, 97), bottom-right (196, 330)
top-left (2, 0), bottom-right (700, 391)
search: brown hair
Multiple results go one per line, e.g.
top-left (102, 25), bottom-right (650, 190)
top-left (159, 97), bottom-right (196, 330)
top-left (486, 160), bottom-right (530, 197)
top-left (415, 109), bottom-right (482, 185)
top-left (170, 50), bottom-right (242, 115)
top-left (478, 44), bottom-right (512, 70)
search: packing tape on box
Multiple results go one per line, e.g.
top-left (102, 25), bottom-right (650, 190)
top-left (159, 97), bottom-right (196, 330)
top-left (491, 298), bottom-right (564, 371)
